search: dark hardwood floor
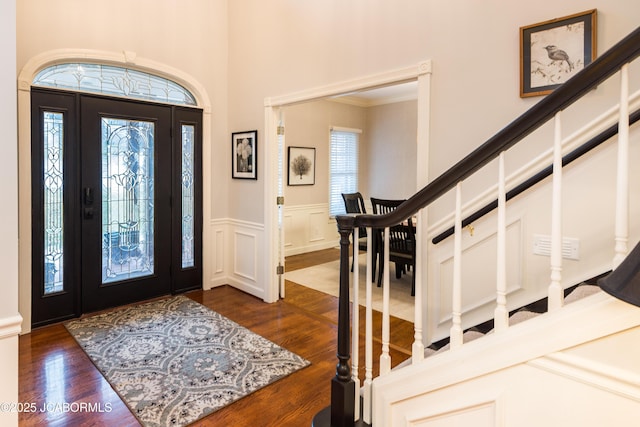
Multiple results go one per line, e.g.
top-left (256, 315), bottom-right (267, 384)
top-left (19, 248), bottom-right (413, 426)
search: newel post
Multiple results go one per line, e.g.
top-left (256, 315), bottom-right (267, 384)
top-left (313, 215), bottom-right (356, 427)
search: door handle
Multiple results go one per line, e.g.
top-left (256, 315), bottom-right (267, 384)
top-left (84, 187), bottom-right (94, 205)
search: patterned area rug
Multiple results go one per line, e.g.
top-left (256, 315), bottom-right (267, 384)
top-left (65, 295), bottom-right (310, 427)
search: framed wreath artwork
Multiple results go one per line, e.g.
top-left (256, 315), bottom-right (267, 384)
top-left (520, 9), bottom-right (597, 97)
top-left (232, 130), bottom-right (257, 180)
top-left (287, 146), bottom-right (315, 186)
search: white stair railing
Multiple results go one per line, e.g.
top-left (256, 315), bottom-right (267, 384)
top-left (494, 151), bottom-right (509, 332)
top-left (614, 63), bottom-right (630, 269)
top-left (548, 111), bottom-right (565, 311)
top-left (349, 60), bottom-right (639, 425)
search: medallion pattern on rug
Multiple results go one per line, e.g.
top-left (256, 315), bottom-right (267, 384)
top-left (65, 295), bottom-right (310, 427)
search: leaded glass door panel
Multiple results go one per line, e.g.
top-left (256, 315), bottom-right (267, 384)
top-left (80, 96), bottom-right (172, 312)
top-left (171, 107), bottom-right (202, 293)
top-left (101, 117), bottom-right (155, 283)
top-left (31, 90), bottom-right (80, 326)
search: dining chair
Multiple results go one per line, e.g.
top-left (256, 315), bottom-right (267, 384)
top-left (370, 197), bottom-right (416, 296)
top-left (341, 192), bottom-right (371, 273)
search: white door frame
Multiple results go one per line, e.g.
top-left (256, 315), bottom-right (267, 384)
top-left (17, 49), bottom-right (212, 333)
top-left (262, 61), bottom-right (433, 306)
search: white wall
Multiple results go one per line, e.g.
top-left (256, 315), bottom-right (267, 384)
top-left (1, 0), bottom-right (20, 425)
top-left (16, 1), bottom-right (233, 322)
top-left (17, 0), bottom-right (230, 218)
top-left (366, 100), bottom-right (418, 200)
top-left (284, 99), bottom-right (367, 206)
top-left (227, 0), bottom-right (640, 224)
top-left (282, 97), bottom-right (418, 255)
top-left (14, 0), bottom-right (640, 319)
top-left (226, 0), bottom-right (640, 309)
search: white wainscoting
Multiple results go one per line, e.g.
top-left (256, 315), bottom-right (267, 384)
top-left (424, 137), bottom-right (640, 343)
top-left (429, 216), bottom-right (526, 341)
top-left (205, 205), bottom-right (339, 302)
top-left (373, 294), bottom-right (640, 426)
top-left (0, 315), bottom-right (21, 426)
top-left (208, 218), bottom-right (266, 300)
top-left (283, 203), bottom-right (339, 256)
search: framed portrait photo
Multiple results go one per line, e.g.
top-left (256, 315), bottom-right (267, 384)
top-left (520, 9), bottom-right (597, 97)
top-left (232, 130), bottom-right (257, 179)
top-left (287, 146), bottom-right (315, 186)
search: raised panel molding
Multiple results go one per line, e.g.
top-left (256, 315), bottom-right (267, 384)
top-left (209, 218), bottom-right (265, 299)
top-left (234, 231), bottom-right (257, 281)
top-left (214, 229), bottom-right (224, 275)
top-left (283, 213), bottom-right (294, 248)
top-left (408, 398), bottom-right (500, 427)
top-left (529, 352), bottom-right (640, 402)
top-left (283, 204), bottom-right (338, 256)
top-left (431, 218), bottom-right (524, 336)
top-left (373, 295), bottom-right (640, 426)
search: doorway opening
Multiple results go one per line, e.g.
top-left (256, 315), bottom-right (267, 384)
top-left (263, 61), bottom-right (433, 307)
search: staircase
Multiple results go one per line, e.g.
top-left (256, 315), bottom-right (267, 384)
top-left (313, 26), bottom-right (640, 427)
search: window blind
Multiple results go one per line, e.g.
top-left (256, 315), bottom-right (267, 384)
top-left (329, 128), bottom-right (360, 217)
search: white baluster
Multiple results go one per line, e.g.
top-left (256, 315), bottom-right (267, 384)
top-left (614, 64), bottom-right (630, 269)
top-left (548, 111), bottom-right (564, 311)
top-left (450, 183), bottom-right (463, 349)
top-left (363, 229), bottom-right (373, 424)
top-left (494, 152), bottom-right (509, 331)
top-left (380, 226), bottom-right (391, 374)
top-left (351, 227), bottom-right (360, 421)
top-left (412, 209), bottom-right (425, 364)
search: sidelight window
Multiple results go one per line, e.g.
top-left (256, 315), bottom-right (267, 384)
top-left (181, 124), bottom-right (195, 268)
top-left (43, 112), bottom-right (65, 294)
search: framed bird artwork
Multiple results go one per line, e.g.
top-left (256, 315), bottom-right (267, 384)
top-left (520, 9), bottom-right (597, 98)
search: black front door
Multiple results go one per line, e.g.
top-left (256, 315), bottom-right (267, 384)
top-left (80, 96), bottom-right (173, 312)
top-left (31, 88), bottom-right (202, 327)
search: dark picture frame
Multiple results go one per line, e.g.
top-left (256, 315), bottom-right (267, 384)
top-left (520, 9), bottom-right (597, 98)
top-left (287, 146), bottom-right (315, 186)
top-left (232, 130), bottom-right (257, 179)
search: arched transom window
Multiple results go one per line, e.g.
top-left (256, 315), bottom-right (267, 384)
top-left (33, 62), bottom-right (197, 106)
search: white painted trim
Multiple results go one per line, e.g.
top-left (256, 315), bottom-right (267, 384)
top-left (529, 352), bottom-right (640, 402)
top-left (220, 217), bottom-right (266, 231)
top-left (265, 62), bottom-right (431, 107)
top-left (330, 126), bottom-right (363, 133)
top-left (405, 394), bottom-right (505, 427)
top-left (17, 49), bottom-right (212, 333)
top-left (283, 203), bottom-right (338, 256)
top-left (372, 292), bottom-right (640, 424)
top-left (233, 230), bottom-right (259, 281)
top-left (0, 316), bottom-right (23, 340)
top-left (207, 218), bottom-right (267, 300)
top-left (427, 86), bottom-right (640, 239)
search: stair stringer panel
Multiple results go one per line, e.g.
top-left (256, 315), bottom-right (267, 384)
top-left (372, 291), bottom-right (640, 426)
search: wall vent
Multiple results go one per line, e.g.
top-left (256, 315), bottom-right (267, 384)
top-left (532, 234), bottom-right (580, 260)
